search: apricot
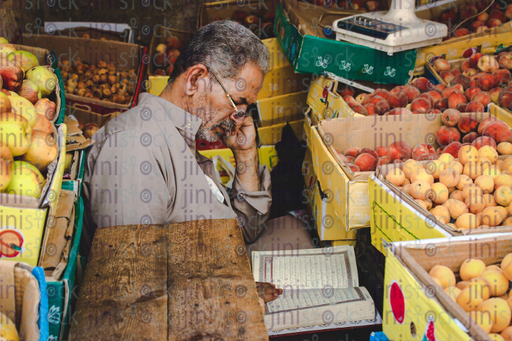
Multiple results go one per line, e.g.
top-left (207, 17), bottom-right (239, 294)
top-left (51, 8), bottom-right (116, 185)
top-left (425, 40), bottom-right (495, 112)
top-left (443, 198), bottom-right (459, 209)
top-left (479, 146), bottom-right (499, 164)
top-left (386, 168), bottom-right (405, 186)
top-left (425, 160), bottom-right (444, 179)
top-left (500, 253), bottom-right (512, 281)
top-left (416, 199), bottom-right (429, 210)
top-left (457, 281), bottom-right (469, 290)
top-left (410, 180), bottom-right (432, 200)
top-left (489, 334), bottom-right (506, 341)
top-left (475, 175), bottom-right (494, 194)
top-left (402, 159), bottom-right (422, 179)
top-left (500, 157), bottom-right (512, 173)
top-left (447, 223), bottom-right (458, 230)
top-left (449, 200), bottom-right (469, 219)
top-left (456, 213), bottom-right (479, 230)
top-left (450, 190), bottom-right (465, 201)
top-left (502, 216), bottom-right (512, 226)
top-left (411, 168), bottom-right (434, 184)
top-left (460, 259), bottom-right (486, 282)
top-left (429, 265), bottom-right (456, 288)
top-left (462, 184), bottom-right (484, 200)
top-left (498, 142), bottom-right (512, 155)
top-left (482, 165), bottom-right (501, 178)
top-left (430, 183), bottom-right (449, 204)
top-left (496, 205), bottom-right (507, 220)
top-left (445, 160), bottom-right (464, 174)
top-left (495, 186), bottom-right (512, 206)
top-left (466, 195), bottom-right (486, 214)
top-left (402, 177), bottom-right (411, 186)
top-left (430, 205), bottom-right (450, 223)
top-left (468, 277), bottom-right (492, 300)
top-left (478, 298), bottom-right (511, 332)
top-left (469, 310), bottom-right (493, 334)
top-left (402, 184), bottom-right (413, 196)
top-left (476, 157), bottom-right (493, 170)
top-left (464, 161), bottom-right (484, 179)
top-left (459, 145), bottom-right (479, 165)
top-left (444, 286), bottom-right (462, 301)
top-left (439, 153), bottom-right (455, 164)
top-left (501, 326), bottom-right (512, 341)
top-left (483, 193), bottom-right (498, 207)
top-left (457, 287), bottom-right (483, 311)
top-left (456, 175), bottom-right (473, 190)
top-left (440, 168), bottom-right (461, 187)
top-left (494, 174), bottom-right (512, 189)
top-left (481, 206), bottom-right (504, 226)
top-left (480, 270), bottom-right (510, 297)
top-left (487, 265), bottom-right (503, 273)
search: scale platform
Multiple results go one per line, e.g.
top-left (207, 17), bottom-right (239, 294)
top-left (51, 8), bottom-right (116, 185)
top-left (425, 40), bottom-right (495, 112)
top-left (332, 10), bottom-right (447, 55)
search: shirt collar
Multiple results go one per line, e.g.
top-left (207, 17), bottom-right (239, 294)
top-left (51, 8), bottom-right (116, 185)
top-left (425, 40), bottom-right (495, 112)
top-left (137, 93), bottom-right (202, 153)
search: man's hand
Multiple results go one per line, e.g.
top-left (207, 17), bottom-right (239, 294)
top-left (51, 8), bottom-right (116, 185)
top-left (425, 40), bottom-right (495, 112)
top-left (256, 282), bottom-right (283, 303)
top-left (221, 115), bottom-right (257, 153)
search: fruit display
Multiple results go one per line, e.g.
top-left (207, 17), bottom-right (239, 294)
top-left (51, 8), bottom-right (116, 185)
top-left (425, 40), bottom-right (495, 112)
top-left (152, 36), bottom-right (182, 76)
top-left (429, 254), bottom-right (512, 339)
top-left (341, 77), bottom-right (466, 116)
top-left (431, 54), bottom-right (512, 113)
top-left (213, 10), bottom-right (275, 39)
top-left (434, 0), bottom-right (512, 40)
top-left (335, 0), bottom-right (389, 12)
top-left (59, 59), bottom-right (137, 104)
top-left (0, 38), bottom-right (59, 199)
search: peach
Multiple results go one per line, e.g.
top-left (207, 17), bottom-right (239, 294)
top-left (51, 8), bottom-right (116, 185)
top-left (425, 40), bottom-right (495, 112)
top-left (462, 132), bottom-right (479, 144)
top-left (364, 103), bottom-right (376, 115)
top-left (346, 155), bottom-right (355, 163)
top-left (348, 102), bottom-right (369, 115)
top-left (459, 145), bottom-right (479, 165)
top-left (339, 86), bottom-right (355, 97)
top-left (375, 146), bottom-right (388, 158)
top-left (410, 97), bottom-right (431, 113)
top-left (463, 68), bottom-right (478, 78)
top-left (387, 141), bottom-right (413, 162)
top-left (469, 20), bottom-right (485, 32)
top-left (440, 168), bottom-right (461, 187)
top-left (487, 18), bottom-right (503, 28)
top-left (448, 92), bottom-right (467, 109)
top-left (465, 86), bottom-right (482, 101)
top-left (412, 143), bottom-right (435, 161)
top-left (373, 89), bottom-right (390, 101)
top-left (344, 95), bottom-right (356, 103)
top-left (458, 116), bottom-right (479, 134)
top-left (434, 58), bottom-right (451, 72)
top-left (386, 108), bottom-right (413, 115)
top-left (494, 69), bottom-right (511, 85)
top-left (499, 90), bottom-right (512, 110)
top-left (335, 150), bottom-right (349, 163)
top-left (402, 85), bottom-right (421, 102)
top-left (344, 147), bottom-right (359, 158)
top-left (441, 109), bottom-right (461, 127)
top-left (470, 53), bottom-right (484, 69)
top-left (390, 85), bottom-right (405, 95)
top-left (347, 163), bottom-right (360, 172)
top-left (451, 74), bottom-right (471, 90)
top-left (453, 28), bottom-right (470, 37)
top-left (465, 101), bottom-right (485, 113)
top-left (419, 92), bottom-right (436, 108)
top-left (355, 153), bottom-right (377, 171)
top-left (475, 26), bottom-right (490, 35)
top-left (357, 148), bottom-right (378, 158)
top-left (377, 156), bottom-right (391, 167)
top-left (388, 92), bottom-right (408, 108)
top-left (489, 87), bottom-right (502, 103)
top-left (452, 84), bottom-right (465, 93)
top-left (471, 92), bottom-right (491, 107)
top-left (435, 83), bottom-right (446, 93)
top-left (374, 99), bottom-right (391, 115)
top-left (355, 93), bottom-right (367, 104)
top-left (410, 180), bottom-right (432, 200)
top-left (442, 142), bottom-right (463, 158)
top-left (461, 60), bottom-right (471, 72)
top-left (478, 55), bottom-right (500, 73)
top-left (413, 77), bottom-right (434, 93)
top-left (436, 97), bottom-right (449, 111)
top-left (483, 121), bottom-right (512, 143)
top-left (427, 109), bottom-right (442, 114)
top-left (442, 86), bottom-right (461, 98)
top-left (437, 126), bottom-right (461, 146)
top-left (427, 90), bottom-right (443, 104)
top-left (472, 136), bottom-right (497, 150)
top-left (498, 53), bottom-right (512, 70)
top-left (455, 103), bottom-right (468, 112)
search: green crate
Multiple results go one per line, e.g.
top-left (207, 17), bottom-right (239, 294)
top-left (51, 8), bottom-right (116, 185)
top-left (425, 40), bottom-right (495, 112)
top-left (274, 3), bottom-right (417, 85)
top-left (62, 150), bottom-right (86, 197)
top-left (46, 196), bottom-right (84, 340)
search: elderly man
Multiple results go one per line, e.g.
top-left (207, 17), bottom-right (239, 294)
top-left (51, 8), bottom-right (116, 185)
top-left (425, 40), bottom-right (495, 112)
top-left (82, 21), bottom-right (314, 302)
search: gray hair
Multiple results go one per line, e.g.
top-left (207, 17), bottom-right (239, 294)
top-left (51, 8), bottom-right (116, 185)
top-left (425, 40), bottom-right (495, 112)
top-left (168, 20), bottom-right (270, 83)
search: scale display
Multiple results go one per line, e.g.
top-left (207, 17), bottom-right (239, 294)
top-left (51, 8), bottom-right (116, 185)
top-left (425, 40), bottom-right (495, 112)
top-left (336, 16), bottom-right (407, 40)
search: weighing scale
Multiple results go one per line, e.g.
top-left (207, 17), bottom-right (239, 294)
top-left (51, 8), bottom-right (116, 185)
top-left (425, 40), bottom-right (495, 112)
top-left (332, 0), bottom-right (448, 55)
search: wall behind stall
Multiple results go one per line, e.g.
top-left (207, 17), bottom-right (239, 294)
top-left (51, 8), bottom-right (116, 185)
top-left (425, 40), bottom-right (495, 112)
top-left (2, 0), bottom-right (201, 46)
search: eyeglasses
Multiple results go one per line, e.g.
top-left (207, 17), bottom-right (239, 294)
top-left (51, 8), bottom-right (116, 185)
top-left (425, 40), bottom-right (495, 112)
top-left (209, 69), bottom-right (250, 119)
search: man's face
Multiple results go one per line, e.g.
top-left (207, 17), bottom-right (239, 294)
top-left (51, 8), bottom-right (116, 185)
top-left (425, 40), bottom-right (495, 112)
top-left (194, 64), bottom-right (264, 142)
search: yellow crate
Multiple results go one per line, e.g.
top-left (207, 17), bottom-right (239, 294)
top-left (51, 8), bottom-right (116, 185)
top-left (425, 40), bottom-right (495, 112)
top-left (147, 75), bottom-right (170, 96)
top-left (0, 125), bottom-right (67, 266)
top-left (257, 119), bottom-right (304, 145)
top-left (256, 91), bottom-right (307, 127)
top-left (383, 234), bottom-right (512, 341)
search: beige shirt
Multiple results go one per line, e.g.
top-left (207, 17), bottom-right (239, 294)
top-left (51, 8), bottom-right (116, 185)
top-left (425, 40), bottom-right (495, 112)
top-left (82, 93), bottom-right (272, 248)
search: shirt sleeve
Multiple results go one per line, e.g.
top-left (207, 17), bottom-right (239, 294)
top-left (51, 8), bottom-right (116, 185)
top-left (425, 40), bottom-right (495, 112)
top-left (229, 164), bottom-right (272, 244)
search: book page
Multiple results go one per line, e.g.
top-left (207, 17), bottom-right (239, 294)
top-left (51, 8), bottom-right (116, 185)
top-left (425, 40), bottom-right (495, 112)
top-left (252, 245), bottom-right (359, 289)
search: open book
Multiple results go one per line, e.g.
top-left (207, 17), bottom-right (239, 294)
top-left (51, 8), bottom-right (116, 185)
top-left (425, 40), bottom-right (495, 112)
top-left (252, 245), bottom-right (375, 332)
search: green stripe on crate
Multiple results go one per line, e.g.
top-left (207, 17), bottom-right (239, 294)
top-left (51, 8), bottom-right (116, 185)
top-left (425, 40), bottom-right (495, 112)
top-left (371, 201), bottom-right (420, 242)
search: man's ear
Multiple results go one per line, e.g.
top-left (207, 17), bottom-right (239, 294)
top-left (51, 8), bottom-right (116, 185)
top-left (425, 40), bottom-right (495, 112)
top-left (183, 64), bottom-right (209, 96)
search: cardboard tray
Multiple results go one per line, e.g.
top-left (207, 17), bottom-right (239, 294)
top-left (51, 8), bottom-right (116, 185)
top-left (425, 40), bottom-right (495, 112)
top-left (383, 234), bottom-right (512, 341)
top-left (275, 0), bottom-right (417, 85)
top-left (21, 34), bottom-right (148, 115)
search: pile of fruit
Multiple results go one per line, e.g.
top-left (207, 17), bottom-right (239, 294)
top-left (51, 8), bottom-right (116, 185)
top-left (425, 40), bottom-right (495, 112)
top-left (214, 10), bottom-right (275, 39)
top-left (341, 77), bottom-right (473, 116)
top-left (0, 38), bottom-right (59, 199)
top-left (59, 59), bottom-right (137, 104)
top-left (152, 36), bottom-right (182, 76)
top-left (436, 0), bottom-right (512, 39)
top-left (335, 0), bottom-right (387, 12)
top-left (432, 53), bottom-right (512, 112)
top-left (429, 256), bottom-right (512, 339)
